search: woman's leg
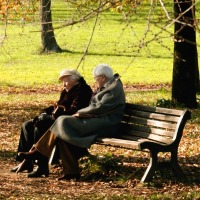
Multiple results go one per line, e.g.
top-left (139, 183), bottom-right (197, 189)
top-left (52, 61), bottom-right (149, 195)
top-left (16, 120), bottom-right (35, 162)
top-left (17, 130), bottom-right (57, 178)
top-left (10, 120), bottom-right (34, 173)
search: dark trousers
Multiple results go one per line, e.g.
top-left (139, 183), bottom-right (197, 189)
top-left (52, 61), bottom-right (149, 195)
top-left (16, 118), bottom-right (55, 162)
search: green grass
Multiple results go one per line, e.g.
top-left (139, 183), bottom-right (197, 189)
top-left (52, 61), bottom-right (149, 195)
top-left (0, 0), bottom-right (184, 88)
top-left (0, 1), bottom-right (199, 108)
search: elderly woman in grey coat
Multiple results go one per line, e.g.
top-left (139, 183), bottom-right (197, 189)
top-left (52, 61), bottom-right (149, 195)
top-left (18, 64), bottom-right (126, 180)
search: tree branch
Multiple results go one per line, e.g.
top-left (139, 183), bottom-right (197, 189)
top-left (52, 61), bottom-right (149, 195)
top-left (75, 0), bottom-right (101, 69)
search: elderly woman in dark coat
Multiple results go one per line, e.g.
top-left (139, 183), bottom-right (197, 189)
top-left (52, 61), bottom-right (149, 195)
top-left (11, 69), bottom-right (92, 176)
top-left (18, 64), bottom-right (126, 180)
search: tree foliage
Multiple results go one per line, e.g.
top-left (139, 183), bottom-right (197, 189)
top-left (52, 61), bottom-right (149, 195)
top-left (0, 0), bottom-right (38, 21)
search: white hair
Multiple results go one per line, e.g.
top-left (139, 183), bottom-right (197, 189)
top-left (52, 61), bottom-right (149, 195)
top-left (92, 64), bottom-right (113, 79)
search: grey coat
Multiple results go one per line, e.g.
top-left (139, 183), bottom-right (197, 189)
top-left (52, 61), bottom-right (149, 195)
top-left (50, 74), bottom-right (125, 148)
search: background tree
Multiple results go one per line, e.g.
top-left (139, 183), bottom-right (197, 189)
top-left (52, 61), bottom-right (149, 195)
top-left (172, 0), bottom-right (198, 108)
top-left (40, 0), bottom-right (61, 53)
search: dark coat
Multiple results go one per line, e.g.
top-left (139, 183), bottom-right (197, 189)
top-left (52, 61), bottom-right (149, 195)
top-left (42, 77), bottom-right (93, 119)
top-left (34, 77), bottom-right (93, 139)
top-left (50, 74), bottom-right (126, 148)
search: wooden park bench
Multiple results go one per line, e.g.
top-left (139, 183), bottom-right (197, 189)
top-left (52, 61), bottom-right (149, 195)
top-left (95, 103), bottom-right (191, 183)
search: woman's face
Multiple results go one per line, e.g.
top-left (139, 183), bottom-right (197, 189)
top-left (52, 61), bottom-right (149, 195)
top-left (61, 76), bottom-right (77, 91)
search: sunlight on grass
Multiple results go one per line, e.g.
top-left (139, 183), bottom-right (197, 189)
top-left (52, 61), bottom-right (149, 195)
top-left (126, 89), bottom-right (171, 105)
top-left (0, 1), bottom-right (178, 88)
top-left (0, 93), bottom-right (58, 105)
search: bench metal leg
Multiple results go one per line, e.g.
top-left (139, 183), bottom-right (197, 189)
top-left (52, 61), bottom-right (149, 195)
top-left (170, 150), bottom-right (186, 180)
top-left (141, 151), bottom-right (158, 183)
top-left (141, 150), bottom-right (185, 182)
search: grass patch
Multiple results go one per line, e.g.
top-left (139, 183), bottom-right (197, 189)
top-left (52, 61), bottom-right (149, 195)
top-left (0, 0), bottom-right (182, 88)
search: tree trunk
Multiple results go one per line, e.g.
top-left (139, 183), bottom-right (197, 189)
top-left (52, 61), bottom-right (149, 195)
top-left (172, 0), bottom-right (198, 108)
top-left (40, 0), bottom-right (62, 53)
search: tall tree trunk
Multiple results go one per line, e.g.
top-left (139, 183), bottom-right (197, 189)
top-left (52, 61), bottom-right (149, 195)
top-left (172, 0), bottom-right (198, 108)
top-left (40, 0), bottom-right (62, 53)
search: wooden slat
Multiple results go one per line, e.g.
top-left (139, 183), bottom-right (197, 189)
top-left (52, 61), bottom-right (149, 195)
top-left (120, 123), bottom-right (175, 137)
top-left (120, 131), bottom-right (173, 144)
top-left (119, 135), bottom-right (167, 145)
top-left (125, 103), bottom-right (184, 116)
top-left (96, 138), bottom-right (141, 150)
top-left (128, 116), bottom-right (177, 130)
top-left (124, 110), bottom-right (180, 123)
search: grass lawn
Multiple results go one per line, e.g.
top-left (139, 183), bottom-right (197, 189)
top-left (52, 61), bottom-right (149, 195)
top-left (0, 1), bottom-right (180, 88)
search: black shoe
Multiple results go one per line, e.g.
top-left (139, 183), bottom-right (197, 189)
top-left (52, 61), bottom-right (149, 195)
top-left (10, 162), bottom-right (33, 173)
top-left (57, 174), bottom-right (80, 181)
top-left (10, 165), bottom-right (20, 173)
top-left (27, 167), bottom-right (49, 178)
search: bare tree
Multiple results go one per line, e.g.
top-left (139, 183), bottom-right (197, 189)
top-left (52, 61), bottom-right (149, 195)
top-left (172, 0), bottom-right (198, 108)
top-left (40, 0), bottom-right (61, 53)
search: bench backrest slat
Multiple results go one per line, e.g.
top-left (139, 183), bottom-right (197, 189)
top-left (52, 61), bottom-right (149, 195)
top-left (120, 129), bottom-right (173, 144)
top-left (119, 135), bottom-right (168, 145)
top-left (126, 103), bottom-right (184, 116)
top-left (126, 110), bottom-right (180, 123)
top-left (123, 115), bottom-right (177, 129)
top-left (121, 123), bottom-right (175, 137)
top-left (119, 103), bottom-right (190, 145)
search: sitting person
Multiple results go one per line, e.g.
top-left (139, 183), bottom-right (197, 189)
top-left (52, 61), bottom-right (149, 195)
top-left (10, 69), bottom-right (92, 175)
top-left (18, 64), bottom-right (126, 180)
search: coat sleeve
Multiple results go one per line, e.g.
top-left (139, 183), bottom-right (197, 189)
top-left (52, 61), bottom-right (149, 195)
top-left (54, 85), bottom-right (92, 118)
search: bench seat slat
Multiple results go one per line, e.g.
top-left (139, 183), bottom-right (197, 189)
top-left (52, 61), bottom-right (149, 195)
top-left (119, 135), bottom-right (165, 145)
top-left (96, 138), bottom-right (141, 150)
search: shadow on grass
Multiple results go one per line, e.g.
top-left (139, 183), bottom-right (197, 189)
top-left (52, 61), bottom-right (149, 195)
top-left (56, 49), bottom-right (172, 59)
top-left (79, 154), bottom-right (200, 186)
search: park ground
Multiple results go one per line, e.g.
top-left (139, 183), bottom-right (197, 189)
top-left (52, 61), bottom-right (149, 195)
top-left (0, 86), bottom-right (199, 199)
